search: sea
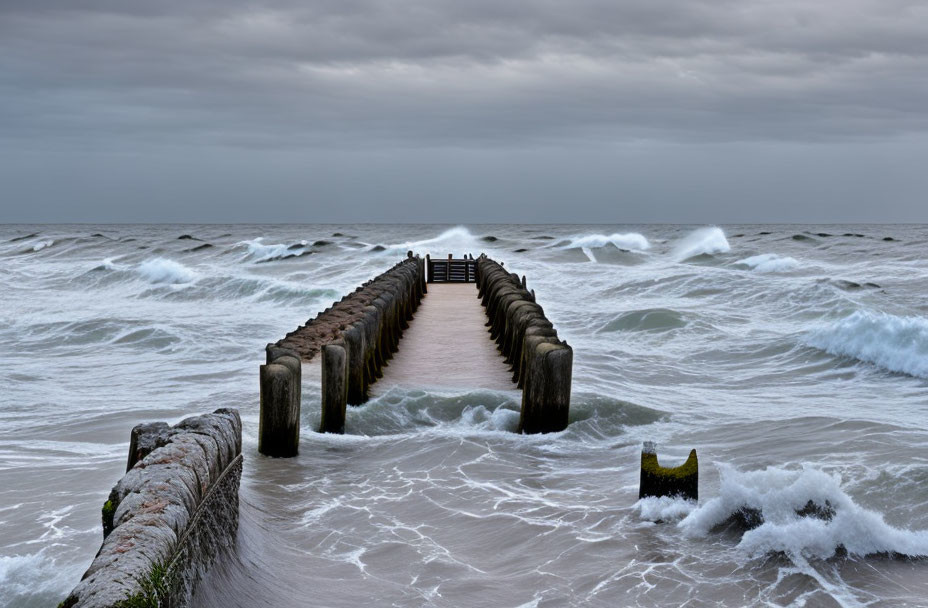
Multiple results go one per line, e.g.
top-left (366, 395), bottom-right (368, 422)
top-left (1, 224), bottom-right (926, 607)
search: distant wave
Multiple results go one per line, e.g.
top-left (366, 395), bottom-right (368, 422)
top-left (599, 308), bottom-right (687, 333)
top-left (136, 258), bottom-right (197, 285)
top-left (806, 310), bottom-right (928, 379)
top-left (236, 238), bottom-right (308, 262)
top-left (676, 465), bottom-right (928, 559)
top-left (558, 233), bottom-right (651, 251)
top-left (31, 239), bottom-right (55, 252)
top-left (672, 227), bottom-right (731, 261)
top-left (735, 253), bottom-right (800, 273)
top-left (366, 226), bottom-right (481, 256)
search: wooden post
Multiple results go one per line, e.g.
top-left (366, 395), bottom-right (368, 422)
top-left (259, 362), bottom-right (299, 457)
top-left (519, 342), bottom-right (572, 434)
top-left (320, 343), bottom-right (348, 433)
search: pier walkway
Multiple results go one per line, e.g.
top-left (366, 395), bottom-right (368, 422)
top-left (261, 253), bottom-right (573, 444)
top-left (371, 283), bottom-right (516, 395)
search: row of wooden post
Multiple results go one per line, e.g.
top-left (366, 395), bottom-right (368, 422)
top-left (475, 255), bottom-right (573, 433)
top-left (259, 253), bottom-right (426, 456)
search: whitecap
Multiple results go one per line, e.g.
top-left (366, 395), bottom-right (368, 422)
top-left (366, 226), bottom-right (481, 256)
top-left (136, 258), bottom-right (197, 285)
top-left (679, 465), bottom-right (928, 559)
top-left (672, 227), bottom-right (731, 261)
top-left (559, 233), bottom-right (651, 252)
top-left (32, 240), bottom-right (54, 252)
top-left (805, 310), bottom-right (928, 379)
top-left (236, 237), bottom-right (302, 262)
top-left (635, 496), bottom-right (697, 521)
top-left (735, 253), bottom-right (800, 273)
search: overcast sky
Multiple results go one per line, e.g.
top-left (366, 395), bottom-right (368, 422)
top-left (2, 0), bottom-right (926, 223)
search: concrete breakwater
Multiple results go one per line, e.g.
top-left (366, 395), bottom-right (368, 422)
top-left (61, 409), bottom-right (242, 608)
top-left (475, 255), bottom-right (573, 433)
top-left (261, 254), bottom-right (426, 450)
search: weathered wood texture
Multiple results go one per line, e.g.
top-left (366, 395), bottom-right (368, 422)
top-left (476, 255), bottom-right (573, 433)
top-left (371, 283), bottom-right (517, 394)
top-left (265, 254), bottom-right (426, 435)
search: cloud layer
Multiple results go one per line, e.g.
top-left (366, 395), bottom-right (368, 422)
top-left (3, 0), bottom-right (928, 147)
top-left (1, 1), bottom-right (926, 221)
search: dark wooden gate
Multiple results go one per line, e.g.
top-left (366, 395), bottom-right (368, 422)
top-left (426, 254), bottom-right (476, 283)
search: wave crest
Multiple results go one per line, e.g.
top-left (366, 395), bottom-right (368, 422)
top-left (136, 258), bottom-right (197, 285)
top-left (735, 253), bottom-right (800, 273)
top-left (672, 227), bottom-right (731, 261)
top-left (806, 310), bottom-right (928, 379)
top-left (679, 466), bottom-right (928, 559)
top-left (367, 226), bottom-right (481, 256)
top-left (559, 233), bottom-right (651, 251)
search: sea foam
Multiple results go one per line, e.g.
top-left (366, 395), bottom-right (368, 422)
top-left (672, 227), bottom-right (731, 261)
top-left (559, 233), bottom-right (651, 251)
top-left (237, 238), bottom-right (304, 262)
top-left (806, 310), bottom-right (928, 379)
top-left (678, 465), bottom-right (928, 559)
top-left (736, 253), bottom-right (800, 273)
top-left (136, 258), bottom-right (197, 285)
top-left (368, 226), bottom-right (481, 256)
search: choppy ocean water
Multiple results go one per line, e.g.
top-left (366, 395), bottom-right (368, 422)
top-left (0, 224), bottom-right (926, 607)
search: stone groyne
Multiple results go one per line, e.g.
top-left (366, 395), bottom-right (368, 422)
top-left (260, 254), bottom-right (426, 448)
top-left (476, 255), bottom-right (573, 433)
top-left (61, 409), bottom-right (242, 608)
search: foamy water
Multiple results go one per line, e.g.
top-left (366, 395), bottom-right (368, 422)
top-left (1, 224), bottom-right (927, 607)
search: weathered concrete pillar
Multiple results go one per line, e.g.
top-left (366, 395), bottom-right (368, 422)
top-left (259, 363), bottom-right (299, 457)
top-left (639, 442), bottom-right (698, 501)
top-left (320, 342), bottom-right (348, 434)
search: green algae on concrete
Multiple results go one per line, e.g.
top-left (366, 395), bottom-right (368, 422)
top-left (639, 441), bottom-right (698, 501)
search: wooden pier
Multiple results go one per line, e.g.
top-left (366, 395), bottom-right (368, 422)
top-left (259, 253), bottom-right (572, 453)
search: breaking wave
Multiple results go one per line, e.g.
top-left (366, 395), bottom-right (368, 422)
top-left (558, 233), bottom-right (651, 252)
top-left (806, 310), bottom-right (928, 379)
top-left (677, 466), bottom-right (928, 559)
top-left (672, 227), bottom-right (731, 261)
top-left (735, 253), bottom-right (800, 273)
top-left (136, 258), bottom-right (197, 285)
top-left (366, 226), bottom-right (481, 256)
top-left (236, 238), bottom-right (308, 262)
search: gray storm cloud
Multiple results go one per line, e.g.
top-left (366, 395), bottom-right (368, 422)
top-left (0, 0), bottom-right (926, 221)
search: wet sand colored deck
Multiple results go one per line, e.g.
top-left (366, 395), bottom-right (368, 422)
top-left (371, 283), bottom-right (517, 394)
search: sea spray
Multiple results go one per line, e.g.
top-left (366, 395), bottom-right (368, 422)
top-left (679, 465), bottom-right (928, 559)
top-left (672, 227), bottom-right (731, 261)
top-left (236, 237), bottom-right (306, 262)
top-left (735, 253), bottom-right (800, 273)
top-left (558, 233), bottom-right (651, 251)
top-left (367, 226), bottom-right (481, 256)
top-left (136, 258), bottom-right (197, 285)
top-left (806, 310), bottom-right (928, 379)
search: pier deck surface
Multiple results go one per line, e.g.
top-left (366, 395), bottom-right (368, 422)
top-left (370, 283), bottom-right (516, 395)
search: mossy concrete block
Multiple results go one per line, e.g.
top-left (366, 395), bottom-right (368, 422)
top-left (639, 442), bottom-right (698, 501)
top-left (63, 409), bottom-right (242, 608)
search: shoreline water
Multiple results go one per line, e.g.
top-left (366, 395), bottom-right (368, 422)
top-left (1, 224), bottom-right (927, 607)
